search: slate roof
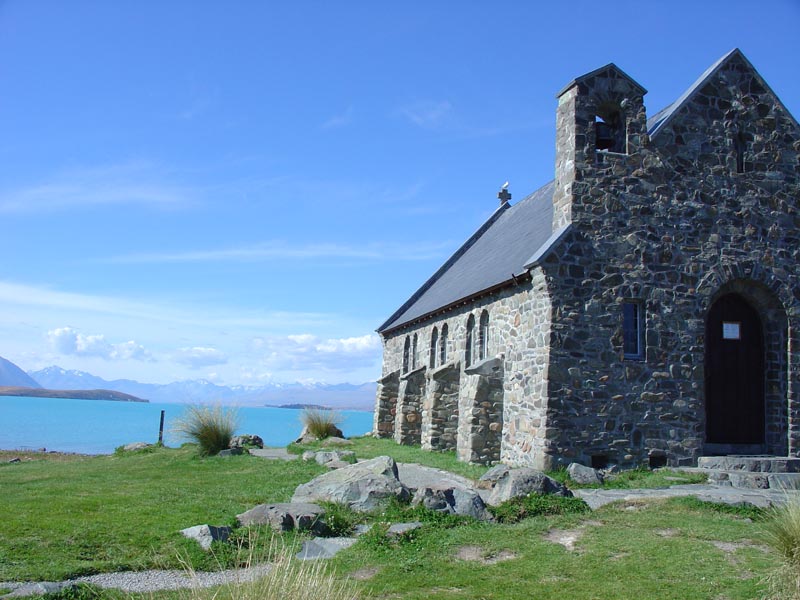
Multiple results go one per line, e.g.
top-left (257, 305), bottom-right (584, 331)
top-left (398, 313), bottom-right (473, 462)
top-left (377, 181), bottom-right (555, 333)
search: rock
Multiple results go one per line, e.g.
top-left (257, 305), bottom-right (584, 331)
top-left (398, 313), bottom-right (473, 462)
top-left (217, 448), bottom-right (244, 457)
top-left (4, 582), bottom-right (77, 598)
top-left (292, 455), bottom-right (409, 511)
top-left (412, 486), bottom-right (493, 521)
top-left (477, 464), bottom-right (511, 490)
top-left (122, 442), bottom-right (151, 451)
top-left (236, 502), bottom-right (328, 534)
top-left (180, 524), bottom-right (232, 550)
top-left (315, 450), bottom-right (356, 465)
top-left (8, 457), bottom-right (21, 463)
top-left (387, 522), bottom-right (423, 536)
top-left (323, 436), bottom-right (353, 446)
top-left (326, 460), bottom-right (352, 470)
top-left (296, 537), bottom-right (357, 560)
top-left (230, 434), bottom-right (264, 449)
top-left (487, 468), bottom-right (572, 506)
top-left (567, 462), bottom-right (604, 485)
top-left (295, 424), bottom-right (345, 444)
top-left (302, 451), bottom-right (317, 461)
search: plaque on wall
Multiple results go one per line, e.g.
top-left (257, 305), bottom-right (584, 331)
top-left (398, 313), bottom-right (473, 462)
top-left (723, 321), bottom-right (741, 340)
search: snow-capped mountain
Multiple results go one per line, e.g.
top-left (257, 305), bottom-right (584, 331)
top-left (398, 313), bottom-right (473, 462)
top-left (28, 366), bottom-right (376, 410)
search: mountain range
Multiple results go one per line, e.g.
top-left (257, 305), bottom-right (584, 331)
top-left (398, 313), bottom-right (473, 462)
top-left (26, 365), bottom-right (376, 410)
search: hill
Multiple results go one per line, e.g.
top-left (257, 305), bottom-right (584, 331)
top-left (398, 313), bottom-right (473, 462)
top-left (30, 366), bottom-right (376, 410)
top-left (0, 357), bottom-right (42, 388)
top-left (0, 386), bottom-right (148, 402)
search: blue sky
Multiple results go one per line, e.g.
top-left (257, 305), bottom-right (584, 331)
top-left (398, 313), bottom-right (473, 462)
top-left (1, 1), bottom-right (798, 385)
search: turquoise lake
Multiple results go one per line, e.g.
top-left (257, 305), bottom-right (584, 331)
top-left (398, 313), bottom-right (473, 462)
top-left (0, 396), bottom-right (374, 454)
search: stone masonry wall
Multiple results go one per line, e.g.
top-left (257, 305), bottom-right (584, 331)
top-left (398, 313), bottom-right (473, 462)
top-left (543, 54), bottom-right (800, 469)
top-left (421, 362), bottom-right (460, 451)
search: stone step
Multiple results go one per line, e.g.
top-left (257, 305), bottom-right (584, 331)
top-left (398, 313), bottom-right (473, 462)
top-left (697, 455), bottom-right (800, 474)
top-left (703, 470), bottom-right (800, 490)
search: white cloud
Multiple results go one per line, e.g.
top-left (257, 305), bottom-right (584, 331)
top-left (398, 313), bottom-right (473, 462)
top-left (322, 105), bottom-right (354, 129)
top-left (102, 240), bottom-right (453, 264)
top-left (175, 346), bottom-right (228, 368)
top-left (253, 333), bottom-right (381, 373)
top-left (397, 100), bottom-right (453, 127)
top-left (0, 162), bottom-right (192, 214)
top-left (47, 327), bottom-right (152, 361)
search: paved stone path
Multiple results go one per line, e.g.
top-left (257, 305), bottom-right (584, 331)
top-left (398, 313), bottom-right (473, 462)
top-left (575, 483), bottom-right (800, 510)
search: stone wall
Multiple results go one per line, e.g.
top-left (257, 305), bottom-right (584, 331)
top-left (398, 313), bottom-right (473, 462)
top-left (421, 362), bottom-right (460, 451)
top-left (542, 52), bottom-right (800, 468)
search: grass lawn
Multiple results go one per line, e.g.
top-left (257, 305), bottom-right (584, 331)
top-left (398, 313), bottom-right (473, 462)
top-left (0, 441), bottom-right (775, 600)
top-left (0, 445), bottom-right (325, 581)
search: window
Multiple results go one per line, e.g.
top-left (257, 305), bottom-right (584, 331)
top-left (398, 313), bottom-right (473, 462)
top-left (402, 336), bottom-right (410, 373)
top-left (595, 102), bottom-right (627, 154)
top-left (429, 327), bottom-right (438, 369)
top-left (411, 333), bottom-right (418, 370)
top-left (622, 301), bottom-right (645, 359)
top-left (479, 310), bottom-right (489, 361)
top-left (439, 323), bottom-right (448, 365)
top-left (735, 131), bottom-right (748, 174)
top-left (465, 315), bottom-right (475, 367)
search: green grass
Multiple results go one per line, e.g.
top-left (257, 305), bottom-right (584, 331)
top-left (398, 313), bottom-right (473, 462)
top-left (548, 465), bottom-right (708, 489)
top-left (331, 497), bottom-right (775, 599)
top-left (0, 445), bottom-right (325, 581)
top-left (289, 436), bottom-right (491, 480)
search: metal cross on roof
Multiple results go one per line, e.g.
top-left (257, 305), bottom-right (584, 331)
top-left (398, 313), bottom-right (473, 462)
top-left (498, 183), bottom-right (511, 206)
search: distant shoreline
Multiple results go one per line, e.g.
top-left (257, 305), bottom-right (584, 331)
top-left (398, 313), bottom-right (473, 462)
top-left (0, 387), bottom-right (148, 403)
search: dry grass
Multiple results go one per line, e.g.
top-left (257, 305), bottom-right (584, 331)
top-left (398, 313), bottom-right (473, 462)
top-left (300, 408), bottom-right (342, 440)
top-left (763, 498), bottom-right (800, 599)
top-left (172, 405), bottom-right (239, 456)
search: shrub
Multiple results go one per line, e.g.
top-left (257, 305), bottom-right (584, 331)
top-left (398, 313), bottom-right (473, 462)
top-left (763, 498), bottom-right (800, 599)
top-left (173, 405), bottom-right (239, 457)
top-left (300, 408), bottom-right (343, 440)
top-left (488, 493), bottom-right (590, 524)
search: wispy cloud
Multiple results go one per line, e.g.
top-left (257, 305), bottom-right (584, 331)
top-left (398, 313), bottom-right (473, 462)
top-left (252, 333), bottom-right (381, 373)
top-left (174, 346), bottom-right (228, 368)
top-left (397, 100), bottom-right (453, 128)
top-left (101, 240), bottom-right (453, 264)
top-left (322, 105), bottom-right (354, 129)
top-left (0, 162), bottom-right (193, 214)
top-left (47, 326), bottom-right (152, 361)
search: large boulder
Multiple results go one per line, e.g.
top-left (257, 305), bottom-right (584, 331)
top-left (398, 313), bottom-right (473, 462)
top-left (487, 468), bottom-right (572, 506)
top-left (476, 464), bottom-right (511, 490)
top-left (567, 462), bottom-right (604, 485)
top-left (292, 455), bottom-right (409, 511)
top-left (236, 502), bottom-right (328, 534)
top-left (412, 485), bottom-right (493, 521)
top-left (295, 424), bottom-right (345, 444)
top-left (314, 450), bottom-right (356, 465)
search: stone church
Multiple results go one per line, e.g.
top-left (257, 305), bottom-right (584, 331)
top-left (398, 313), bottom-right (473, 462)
top-left (373, 49), bottom-right (800, 470)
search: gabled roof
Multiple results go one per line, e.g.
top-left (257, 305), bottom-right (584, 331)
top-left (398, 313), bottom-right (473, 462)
top-left (647, 48), bottom-right (799, 137)
top-left (557, 62), bottom-right (647, 99)
top-left (377, 181), bottom-right (555, 334)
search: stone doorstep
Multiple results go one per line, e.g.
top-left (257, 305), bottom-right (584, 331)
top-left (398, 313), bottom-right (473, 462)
top-left (697, 455), bottom-right (800, 473)
top-left (706, 470), bottom-right (800, 490)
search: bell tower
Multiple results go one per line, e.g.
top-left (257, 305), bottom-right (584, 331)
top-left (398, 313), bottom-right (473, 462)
top-left (552, 64), bottom-right (648, 230)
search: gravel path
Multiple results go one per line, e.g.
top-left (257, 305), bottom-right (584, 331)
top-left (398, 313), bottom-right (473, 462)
top-left (1, 563), bottom-right (273, 597)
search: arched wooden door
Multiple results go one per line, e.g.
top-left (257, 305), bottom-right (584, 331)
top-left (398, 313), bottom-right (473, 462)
top-left (705, 293), bottom-right (765, 444)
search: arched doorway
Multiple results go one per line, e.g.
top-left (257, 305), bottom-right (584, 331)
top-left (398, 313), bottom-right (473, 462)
top-left (705, 293), bottom-right (765, 446)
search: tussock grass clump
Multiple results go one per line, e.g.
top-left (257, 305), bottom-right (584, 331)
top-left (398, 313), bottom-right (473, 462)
top-left (300, 408), bottom-right (342, 440)
top-left (181, 544), bottom-right (360, 600)
top-left (173, 405), bottom-right (239, 456)
top-left (763, 498), bottom-right (800, 599)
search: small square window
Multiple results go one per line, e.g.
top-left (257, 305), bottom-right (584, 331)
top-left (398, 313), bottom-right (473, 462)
top-left (623, 301), bottom-right (645, 360)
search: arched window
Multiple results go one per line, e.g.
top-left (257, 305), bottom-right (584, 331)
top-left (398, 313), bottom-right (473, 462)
top-left (465, 314), bottom-right (475, 367)
top-left (429, 327), bottom-right (438, 369)
top-left (402, 336), bottom-right (410, 374)
top-left (411, 333), bottom-right (418, 370)
top-left (439, 323), bottom-right (448, 365)
top-left (595, 101), bottom-right (626, 154)
top-left (479, 310), bottom-right (489, 361)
